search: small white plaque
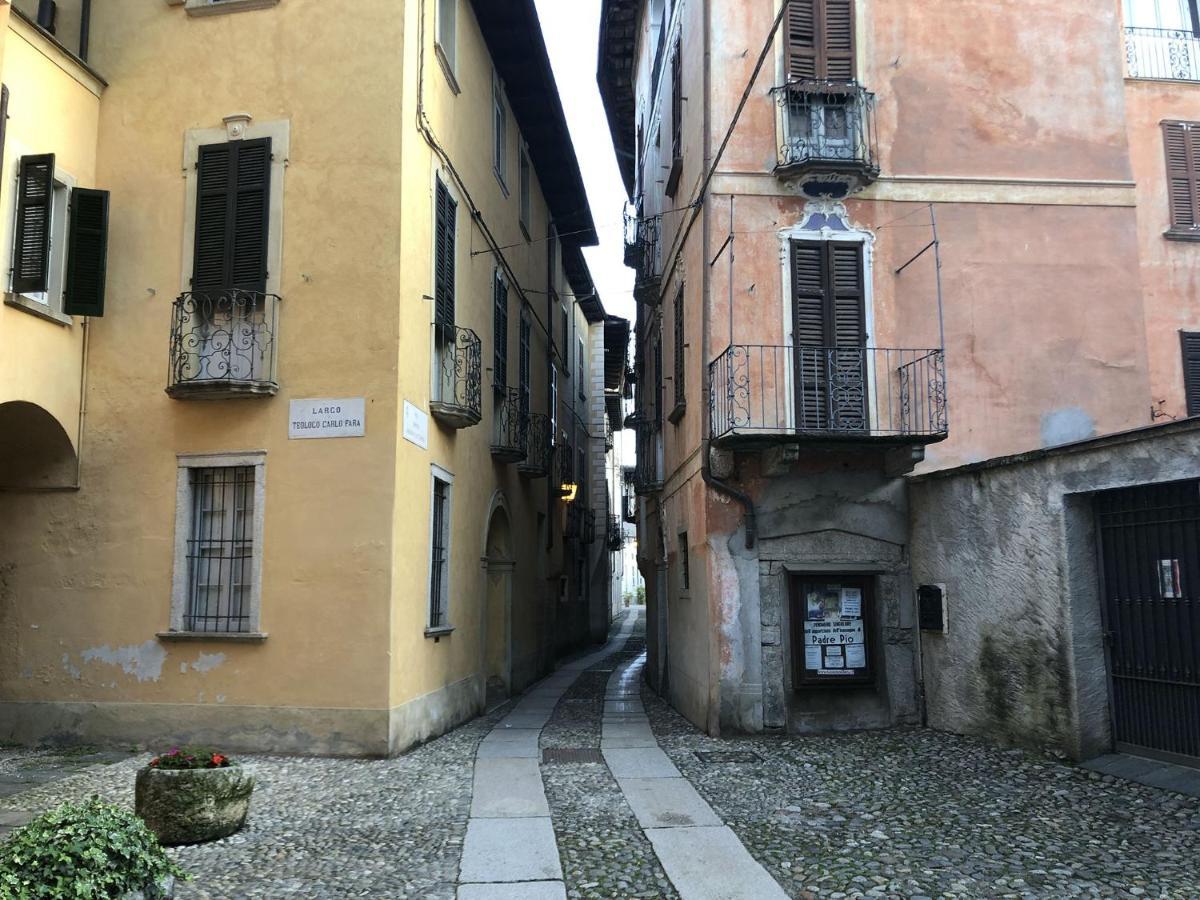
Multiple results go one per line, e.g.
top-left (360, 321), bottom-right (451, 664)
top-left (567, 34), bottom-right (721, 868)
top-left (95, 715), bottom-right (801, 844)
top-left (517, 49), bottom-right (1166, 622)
top-left (403, 400), bottom-right (429, 449)
top-left (289, 398), bottom-right (366, 440)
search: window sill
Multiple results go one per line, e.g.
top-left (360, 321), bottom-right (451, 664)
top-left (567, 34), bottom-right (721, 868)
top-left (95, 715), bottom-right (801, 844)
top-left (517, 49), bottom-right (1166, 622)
top-left (157, 631), bottom-right (268, 643)
top-left (425, 625), bottom-right (456, 641)
top-left (668, 401), bottom-right (687, 425)
top-left (435, 44), bottom-right (461, 95)
top-left (1165, 228), bottom-right (1200, 242)
top-left (495, 170), bottom-right (509, 197)
top-left (183, 0), bottom-right (281, 16)
top-left (4, 295), bottom-right (72, 327)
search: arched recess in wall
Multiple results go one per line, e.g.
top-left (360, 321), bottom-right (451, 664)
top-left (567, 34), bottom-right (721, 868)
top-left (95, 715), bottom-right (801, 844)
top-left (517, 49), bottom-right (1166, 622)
top-left (0, 401), bottom-right (77, 490)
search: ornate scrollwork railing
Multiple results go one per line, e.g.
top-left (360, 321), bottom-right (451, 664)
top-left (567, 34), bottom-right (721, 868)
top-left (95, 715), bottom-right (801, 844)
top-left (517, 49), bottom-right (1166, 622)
top-left (770, 80), bottom-right (879, 191)
top-left (518, 412), bottom-right (552, 477)
top-left (633, 422), bottom-right (664, 495)
top-left (708, 344), bottom-right (948, 443)
top-left (490, 388), bottom-right (527, 463)
top-left (430, 324), bottom-right (482, 429)
top-left (167, 290), bottom-right (280, 399)
top-left (1125, 26), bottom-right (1200, 80)
top-left (607, 514), bottom-right (623, 552)
top-left (633, 214), bottom-right (662, 306)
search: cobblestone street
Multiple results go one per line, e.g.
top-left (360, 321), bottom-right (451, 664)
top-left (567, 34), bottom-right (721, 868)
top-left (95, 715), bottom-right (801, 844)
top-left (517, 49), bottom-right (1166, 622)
top-left (1, 612), bottom-right (1197, 898)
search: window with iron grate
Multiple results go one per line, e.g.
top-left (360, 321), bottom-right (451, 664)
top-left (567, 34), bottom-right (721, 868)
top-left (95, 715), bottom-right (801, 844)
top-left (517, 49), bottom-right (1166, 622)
top-left (185, 466), bottom-right (255, 633)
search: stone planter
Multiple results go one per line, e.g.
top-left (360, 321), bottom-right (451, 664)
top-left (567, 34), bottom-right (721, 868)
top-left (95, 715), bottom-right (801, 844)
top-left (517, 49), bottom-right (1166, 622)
top-left (135, 765), bottom-right (255, 846)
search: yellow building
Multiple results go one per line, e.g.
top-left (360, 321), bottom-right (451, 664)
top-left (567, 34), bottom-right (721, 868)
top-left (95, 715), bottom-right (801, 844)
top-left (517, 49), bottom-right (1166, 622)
top-left (0, 0), bottom-right (626, 756)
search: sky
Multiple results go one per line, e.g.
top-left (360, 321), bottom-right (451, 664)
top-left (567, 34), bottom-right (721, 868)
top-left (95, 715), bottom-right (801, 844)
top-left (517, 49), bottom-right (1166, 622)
top-left (533, 0), bottom-right (636, 326)
top-left (534, 0), bottom-right (637, 467)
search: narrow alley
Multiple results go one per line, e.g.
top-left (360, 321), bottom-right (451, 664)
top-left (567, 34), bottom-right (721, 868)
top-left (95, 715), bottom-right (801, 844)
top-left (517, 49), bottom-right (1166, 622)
top-left (0, 611), bottom-right (1195, 898)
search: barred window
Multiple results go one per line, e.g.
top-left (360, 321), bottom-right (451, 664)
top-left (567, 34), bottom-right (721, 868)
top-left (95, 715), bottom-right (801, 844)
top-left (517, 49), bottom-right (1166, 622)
top-left (428, 468), bottom-right (453, 632)
top-left (673, 285), bottom-right (685, 409)
top-left (169, 452), bottom-right (265, 638)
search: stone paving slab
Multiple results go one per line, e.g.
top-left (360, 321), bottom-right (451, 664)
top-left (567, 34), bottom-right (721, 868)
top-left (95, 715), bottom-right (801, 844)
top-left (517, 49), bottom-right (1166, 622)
top-left (471, 758), bottom-right (550, 818)
top-left (494, 713), bottom-right (552, 730)
top-left (617, 777), bottom-right (723, 830)
top-left (601, 736), bottom-right (659, 750)
top-left (645, 825), bottom-right (790, 900)
top-left (460, 815), bottom-right (563, 883)
top-left (476, 742), bottom-right (540, 760)
top-left (480, 728), bottom-right (542, 744)
top-left (603, 722), bottom-right (656, 741)
top-left (604, 701), bottom-right (643, 715)
top-left (1082, 753), bottom-right (1200, 798)
top-left (603, 747), bottom-right (681, 779)
top-left (457, 881), bottom-right (566, 900)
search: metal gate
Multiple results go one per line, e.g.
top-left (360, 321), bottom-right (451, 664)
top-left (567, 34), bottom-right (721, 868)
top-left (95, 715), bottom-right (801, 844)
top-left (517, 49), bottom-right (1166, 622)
top-left (1096, 480), bottom-right (1200, 765)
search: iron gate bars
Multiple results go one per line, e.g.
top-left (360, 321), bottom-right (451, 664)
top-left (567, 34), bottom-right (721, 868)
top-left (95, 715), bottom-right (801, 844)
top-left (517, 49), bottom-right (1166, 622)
top-left (708, 344), bottom-right (948, 443)
top-left (167, 290), bottom-right (280, 399)
top-left (1125, 26), bottom-right (1200, 80)
top-left (490, 387), bottom-right (527, 463)
top-left (430, 323), bottom-right (483, 428)
top-left (518, 413), bottom-right (551, 477)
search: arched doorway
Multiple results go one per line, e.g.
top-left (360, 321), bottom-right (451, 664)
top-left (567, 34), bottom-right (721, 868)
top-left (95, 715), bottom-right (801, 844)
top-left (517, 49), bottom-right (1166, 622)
top-left (0, 401), bottom-right (77, 489)
top-left (483, 501), bottom-right (514, 708)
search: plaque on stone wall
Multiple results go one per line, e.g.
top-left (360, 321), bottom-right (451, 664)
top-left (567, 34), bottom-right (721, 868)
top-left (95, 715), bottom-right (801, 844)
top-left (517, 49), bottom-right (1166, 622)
top-left (791, 577), bottom-right (873, 686)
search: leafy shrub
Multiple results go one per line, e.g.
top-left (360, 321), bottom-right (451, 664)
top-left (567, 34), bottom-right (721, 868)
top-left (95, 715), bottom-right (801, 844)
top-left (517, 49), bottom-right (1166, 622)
top-left (0, 797), bottom-right (185, 898)
top-left (148, 747), bottom-right (232, 771)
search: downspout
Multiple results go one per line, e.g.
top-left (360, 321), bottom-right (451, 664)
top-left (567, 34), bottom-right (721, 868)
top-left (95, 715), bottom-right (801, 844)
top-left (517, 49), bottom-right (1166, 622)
top-left (698, 0), bottom-right (755, 550)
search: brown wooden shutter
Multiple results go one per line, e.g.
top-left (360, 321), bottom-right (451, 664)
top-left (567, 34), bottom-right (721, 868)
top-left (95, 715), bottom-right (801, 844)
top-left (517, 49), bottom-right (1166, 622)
top-left (1164, 121), bottom-right (1200, 232)
top-left (787, 0), bottom-right (818, 80)
top-left (1183, 332), bottom-right (1200, 415)
top-left (791, 241), bottom-right (827, 346)
top-left (63, 188), bottom-right (109, 317)
top-left (192, 138), bottom-right (271, 294)
top-left (823, 0), bottom-right (856, 82)
top-left (830, 242), bottom-right (865, 347)
top-left (13, 153), bottom-right (55, 294)
top-left (434, 178), bottom-right (456, 329)
top-left (787, 0), bottom-right (855, 82)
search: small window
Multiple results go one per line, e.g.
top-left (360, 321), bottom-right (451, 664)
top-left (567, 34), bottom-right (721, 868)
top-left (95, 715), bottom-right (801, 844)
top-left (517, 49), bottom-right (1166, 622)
top-left (428, 468), bottom-right (453, 632)
top-left (578, 336), bottom-right (586, 401)
top-left (1125, 0), bottom-right (1197, 30)
top-left (493, 270), bottom-right (509, 388)
top-left (493, 74), bottom-right (508, 192)
top-left (169, 453), bottom-right (266, 637)
top-left (519, 145), bottom-right (532, 234)
top-left (1182, 331), bottom-right (1200, 415)
top-left (679, 532), bottom-right (689, 591)
top-left (437, 0), bottom-right (457, 75)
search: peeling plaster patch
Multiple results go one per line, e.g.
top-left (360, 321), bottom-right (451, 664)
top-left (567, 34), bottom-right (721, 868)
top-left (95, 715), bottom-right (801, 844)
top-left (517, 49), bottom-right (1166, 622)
top-left (61, 655), bottom-right (82, 681)
top-left (1041, 407), bottom-right (1095, 448)
top-left (189, 652), bottom-right (226, 673)
top-left (80, 640), bottom-right (167, 683)
top-left (216, 695), bottom-right (226, 704)
top-left (180, 663), bottom-right (188, 674)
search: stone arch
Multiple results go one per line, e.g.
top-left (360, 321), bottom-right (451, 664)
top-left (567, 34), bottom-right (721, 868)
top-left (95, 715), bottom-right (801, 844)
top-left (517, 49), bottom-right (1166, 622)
top-left (0, 401), bottom-right (77, 489)
top-left (482, 492), bottom-right (514, 707)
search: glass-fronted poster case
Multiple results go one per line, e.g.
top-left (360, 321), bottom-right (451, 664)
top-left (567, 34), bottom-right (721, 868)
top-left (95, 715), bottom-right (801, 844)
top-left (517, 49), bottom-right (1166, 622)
top-left (791, 576), bottom-right (873, 686)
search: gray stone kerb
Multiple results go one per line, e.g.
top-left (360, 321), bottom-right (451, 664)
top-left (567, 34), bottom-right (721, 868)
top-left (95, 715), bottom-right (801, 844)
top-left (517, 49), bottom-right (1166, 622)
top-left (600, 653), bottom-right (790, 900)
top-left (458, 612), bottom-right (639, 898)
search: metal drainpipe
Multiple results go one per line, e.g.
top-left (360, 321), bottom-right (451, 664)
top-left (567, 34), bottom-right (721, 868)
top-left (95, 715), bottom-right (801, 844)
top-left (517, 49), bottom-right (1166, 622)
top-left (698, 0), bottom-right (756, 551)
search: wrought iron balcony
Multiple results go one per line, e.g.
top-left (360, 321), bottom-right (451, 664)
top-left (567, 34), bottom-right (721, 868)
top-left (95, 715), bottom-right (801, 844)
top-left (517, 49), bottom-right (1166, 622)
top-left (490, 389), bottom-right (527, 463)
top-left (431, 324), bottom-right (482, 429)
top-left (771, 81), bottom-right (879, 196)
top-left (622, 471), bottom-right (637, 523)
top-left (632, 214), bottom-right (662, 306)
top-left (1125, 26), bottom-right (1200, 80)
top-left (708, 345), bottom-right (947, 445)
top-left (558, 438), bottom-right (575, 489)
top-left (518, 412), bottom-right (552, 477)
top-left (634, 423), bottom-right (664, 495)
top-left (167, 290), bottom-right (280, 399)
top-left (607, 514), bottom-right (622, 551)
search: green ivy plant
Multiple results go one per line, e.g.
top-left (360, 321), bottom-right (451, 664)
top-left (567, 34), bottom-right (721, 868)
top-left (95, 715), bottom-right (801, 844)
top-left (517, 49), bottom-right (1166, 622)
top-left (0, 797), bottom-right (186, 899)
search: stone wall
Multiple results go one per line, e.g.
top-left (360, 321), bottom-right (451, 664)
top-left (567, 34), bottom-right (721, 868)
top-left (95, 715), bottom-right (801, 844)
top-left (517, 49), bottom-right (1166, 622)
top-left (909, 418), bottom-right (1200, 760)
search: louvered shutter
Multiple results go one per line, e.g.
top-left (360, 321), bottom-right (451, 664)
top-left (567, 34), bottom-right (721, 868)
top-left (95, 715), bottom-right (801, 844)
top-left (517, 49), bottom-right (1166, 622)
top-left (63, 188), bottom-right (110, 317)
top-left (673, 286), bottom-right (685, 407)
top-left (434, 179), bottom-right (456, 329)
top-left (192, 138), bottom-right (271, 295)
top-left (823, 0), bottom-right (856, 82)
top-left (1164, 122), bottom-right (1200, 231)
top-left (13, 154), bottom-right (55, 294)
top-left (830, 242), bottom-right (865, 347)
top-left (787, 0), bottom-right (855, 82)
top-left (493, 273), bottom-right (508, 388)
top-left (787, 0), bottom-right (818, 80)
top-left (792, 240), bottom-right (828, 428)
top-left (1183, 332), bottom-right (1200, 416)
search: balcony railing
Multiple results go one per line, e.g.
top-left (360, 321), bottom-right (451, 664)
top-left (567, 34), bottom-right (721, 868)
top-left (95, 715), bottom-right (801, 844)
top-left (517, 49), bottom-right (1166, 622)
top-left (518, 412), bottom-right (552, 477)
top-left (633, 423), bottom-right (664, 495)
top-left (167, 290), bottom-right (280, 399)
top-left (490, 388), bottom-right (527, 463)
top-left (1125, 26), bottom-right (1200, 80)
top-left (632, 214), bottom-right (662, 306)
top-left (771, 81), bottom-right (879, 194)
top-left (622, 471), bottom-right (637, 522)
top-left (708, 345), bottom-right (948, 444)
top-left (607, 514), bottom-right (623, 551)
top-left (431, 324), bottom-right (482, 429)
top-left (558, 438), bottom-right (575, 488)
